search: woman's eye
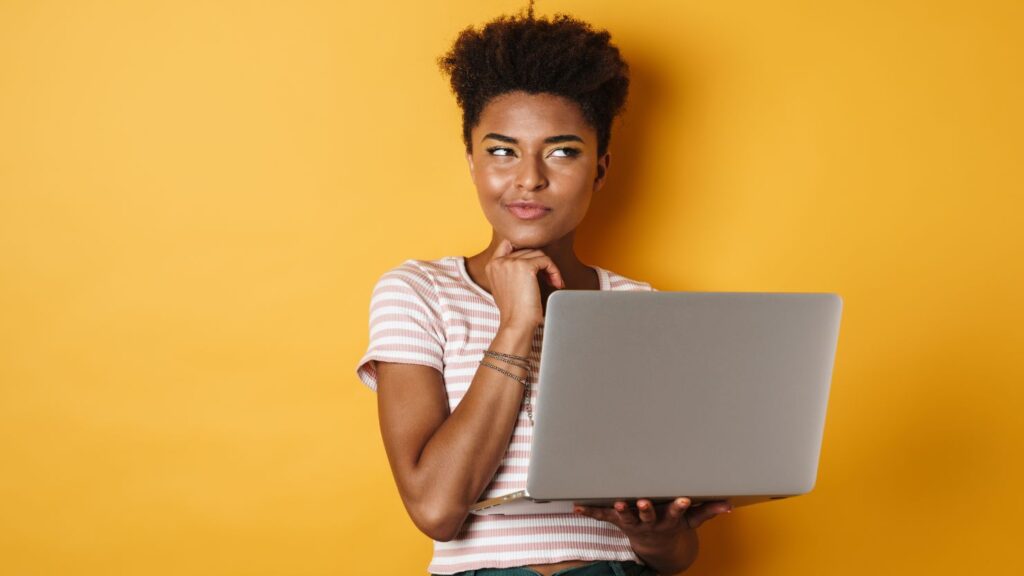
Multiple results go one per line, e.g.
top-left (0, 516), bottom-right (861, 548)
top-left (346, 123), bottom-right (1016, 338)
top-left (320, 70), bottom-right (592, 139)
top-left (486, 147), bottom-right (515, 157)
top-left (550, 147), bottom-right (581, 158)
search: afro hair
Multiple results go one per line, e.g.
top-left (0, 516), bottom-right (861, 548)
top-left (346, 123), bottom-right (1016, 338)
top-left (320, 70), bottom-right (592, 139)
top-left (437, 3), bottom-right (630, 156)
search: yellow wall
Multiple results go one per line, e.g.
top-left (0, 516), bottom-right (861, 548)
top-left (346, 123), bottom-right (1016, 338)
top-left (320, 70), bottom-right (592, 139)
top-left (1, 0), bottom-right (1020, 573)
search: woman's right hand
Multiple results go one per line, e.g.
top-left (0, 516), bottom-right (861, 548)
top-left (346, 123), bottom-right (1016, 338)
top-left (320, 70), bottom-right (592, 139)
top-left (485, 238), bottom-right (565, 331)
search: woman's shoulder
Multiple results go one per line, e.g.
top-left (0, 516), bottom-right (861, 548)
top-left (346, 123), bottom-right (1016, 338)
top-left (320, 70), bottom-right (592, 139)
top-left (370, 256), bottom-right (469, 301)
top-left (598, 265), bottom-right (656, 292)
top-left (376, 256), bottom-right (461, 283)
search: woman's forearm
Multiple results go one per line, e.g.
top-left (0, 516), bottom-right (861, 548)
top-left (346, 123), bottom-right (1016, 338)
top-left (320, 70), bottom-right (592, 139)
top-left (412, 322), bottom-right (535, 540)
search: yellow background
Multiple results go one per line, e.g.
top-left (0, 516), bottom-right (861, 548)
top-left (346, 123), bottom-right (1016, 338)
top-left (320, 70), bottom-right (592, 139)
top-left (1, 0), bottom-right (1021, 573)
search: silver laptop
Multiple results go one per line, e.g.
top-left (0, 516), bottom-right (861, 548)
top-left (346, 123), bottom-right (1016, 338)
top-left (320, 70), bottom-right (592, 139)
top-left (470, 290), bottom-right (843, 515)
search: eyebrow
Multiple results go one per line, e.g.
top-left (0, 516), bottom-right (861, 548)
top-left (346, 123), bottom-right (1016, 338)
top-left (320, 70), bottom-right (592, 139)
top-left (481, 132), bottom-right (585, 145)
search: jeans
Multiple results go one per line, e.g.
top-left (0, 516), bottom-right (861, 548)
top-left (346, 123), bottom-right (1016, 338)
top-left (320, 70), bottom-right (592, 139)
top-left (436, 560), bottom-right (656, 576)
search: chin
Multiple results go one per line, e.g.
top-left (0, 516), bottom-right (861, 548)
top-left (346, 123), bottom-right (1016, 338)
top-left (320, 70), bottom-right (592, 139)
top-left (504, 232), bottom-right (554, 250)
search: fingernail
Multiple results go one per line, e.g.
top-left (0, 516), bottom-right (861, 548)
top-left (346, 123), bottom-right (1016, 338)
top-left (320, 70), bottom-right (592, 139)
top-left (574, 507), bottom-right (583, 514)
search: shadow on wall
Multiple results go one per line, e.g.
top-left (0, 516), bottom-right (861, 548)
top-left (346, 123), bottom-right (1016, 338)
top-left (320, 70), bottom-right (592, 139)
top-left (575, 46), bottom-right (697, 288)
top-left (575, 49), bottom-right (661, 264)
top-left (573, 47), bottom-right (754, 572)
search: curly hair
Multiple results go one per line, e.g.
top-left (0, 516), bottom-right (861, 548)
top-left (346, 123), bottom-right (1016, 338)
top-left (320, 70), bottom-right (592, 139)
top-left (437, 2), bottom-right (630, 157)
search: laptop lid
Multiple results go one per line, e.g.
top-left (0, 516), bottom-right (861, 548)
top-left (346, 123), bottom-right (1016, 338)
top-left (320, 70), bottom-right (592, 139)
top-left (526, 290), bottom-right (843, 502)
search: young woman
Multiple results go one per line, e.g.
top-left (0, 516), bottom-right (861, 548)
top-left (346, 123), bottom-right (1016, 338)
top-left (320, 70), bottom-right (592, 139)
top-left (356, 6), bottom-right (731, 575)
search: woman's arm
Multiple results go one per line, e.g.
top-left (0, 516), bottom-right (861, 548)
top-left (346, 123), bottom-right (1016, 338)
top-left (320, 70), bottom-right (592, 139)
top-left (376, 239), bottom-right (565, 541)
top-left (376, 323), bottom-right (533, 541)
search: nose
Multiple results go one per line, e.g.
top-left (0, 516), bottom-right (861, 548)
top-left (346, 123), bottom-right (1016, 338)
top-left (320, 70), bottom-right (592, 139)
top-left (515, 155), bottom-right (548, 191)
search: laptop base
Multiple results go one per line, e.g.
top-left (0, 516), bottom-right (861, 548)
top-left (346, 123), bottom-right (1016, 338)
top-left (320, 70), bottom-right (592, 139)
top-left (471, 490), bottom-right (793, 515)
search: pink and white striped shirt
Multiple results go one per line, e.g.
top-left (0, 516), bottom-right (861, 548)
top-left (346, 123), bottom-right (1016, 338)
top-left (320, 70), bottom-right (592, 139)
top-left (355, 255), bottom-right (655, 574)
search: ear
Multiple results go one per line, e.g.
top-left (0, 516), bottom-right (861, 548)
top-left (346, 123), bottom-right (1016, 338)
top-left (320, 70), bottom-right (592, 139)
top-left (466, 150), bottom-right (475, 178)
top-left (593, 151), bottom-right (611, 192)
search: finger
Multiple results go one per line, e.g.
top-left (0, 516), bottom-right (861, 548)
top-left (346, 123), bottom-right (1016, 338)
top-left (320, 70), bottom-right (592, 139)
top-left (494, 238), bottom-right (515, 258)
top-left (636, 499), bottom-right (657, 524)
top-left (507, 248), bottom-right (545, 259)
top-left (502, 249), bottom-right (565, 289)
top-left (663, 497), bottom-right (691, 528)
top-left (613, 501), bottom-right (639, 527)
top-left (522, 255), bottom-right (564, 289)
top-left (685, 500), bottom-right (732, 529)
top-left (575, 504), bottom-right (612, 524)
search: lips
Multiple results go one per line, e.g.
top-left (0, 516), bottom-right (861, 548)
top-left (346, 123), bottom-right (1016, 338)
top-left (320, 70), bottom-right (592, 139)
top-left (506, 202), bottom-right (551, 220)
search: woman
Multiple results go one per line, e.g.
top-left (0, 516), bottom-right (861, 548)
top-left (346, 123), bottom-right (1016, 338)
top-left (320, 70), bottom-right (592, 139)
top-left (356, 5), bottom-right (732, 575)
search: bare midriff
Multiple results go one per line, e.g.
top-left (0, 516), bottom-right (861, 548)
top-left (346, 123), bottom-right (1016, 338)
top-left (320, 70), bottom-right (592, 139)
top-left (523, 559), bottom-right (595, 575)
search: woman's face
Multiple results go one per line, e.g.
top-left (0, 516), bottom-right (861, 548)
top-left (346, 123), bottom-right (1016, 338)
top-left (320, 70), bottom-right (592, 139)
top-left (466, 91), bottom-right (609, 250)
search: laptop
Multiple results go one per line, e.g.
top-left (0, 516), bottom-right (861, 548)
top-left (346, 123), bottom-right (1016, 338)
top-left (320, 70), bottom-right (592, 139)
top-left (470, 290), bottom-right (843, 515)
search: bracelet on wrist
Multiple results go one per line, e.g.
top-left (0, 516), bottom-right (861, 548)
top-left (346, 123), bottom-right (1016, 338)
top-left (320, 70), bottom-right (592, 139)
top-left (479, 358), bottom-right (535, 425)
top-left (483, 349), bottom-right (531, 370)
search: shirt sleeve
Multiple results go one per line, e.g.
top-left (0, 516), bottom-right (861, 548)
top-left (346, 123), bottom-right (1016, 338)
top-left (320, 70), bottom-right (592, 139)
top-left (355, 262), bottom-right (446, 392)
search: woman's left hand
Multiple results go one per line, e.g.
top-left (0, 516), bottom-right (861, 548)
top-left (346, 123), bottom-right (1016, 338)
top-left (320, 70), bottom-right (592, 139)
top-left (574, 498), bottom-right (732, 553)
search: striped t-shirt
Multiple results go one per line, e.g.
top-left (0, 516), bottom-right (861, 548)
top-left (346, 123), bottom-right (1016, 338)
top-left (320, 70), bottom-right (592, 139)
top-left (355, 255), bottom-right (655, 574)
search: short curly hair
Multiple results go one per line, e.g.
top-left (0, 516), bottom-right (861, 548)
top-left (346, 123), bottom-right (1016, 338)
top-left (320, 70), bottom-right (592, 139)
top-left (437, 3), bottom-right (630, 157)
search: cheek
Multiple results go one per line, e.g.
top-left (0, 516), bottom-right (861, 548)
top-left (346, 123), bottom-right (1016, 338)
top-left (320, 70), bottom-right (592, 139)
top-left (475, 166), bottom-right (513, 195)
top-left (551, 161), bottom-right (595, 188)
top-left (555, 165), bottom-right (596, 199)
top-left (473, 170), bottom-right (507, 219)
top-left (567, 193), bottom-right (594, 224)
